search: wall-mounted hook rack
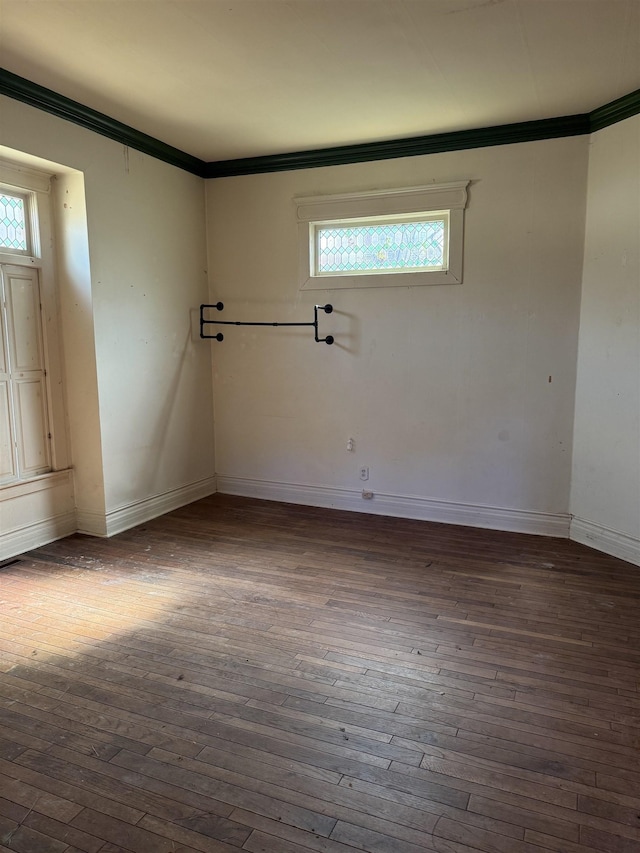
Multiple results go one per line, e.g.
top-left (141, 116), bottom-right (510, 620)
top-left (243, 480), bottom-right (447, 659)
top-left (200, 303), bottom-right (335, 345)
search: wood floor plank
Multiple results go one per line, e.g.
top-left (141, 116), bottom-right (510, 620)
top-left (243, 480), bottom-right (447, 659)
top-left (0, 771), bottom-right (84, 823)
top-left (17, 811), bottom-right (105, 853)
top-left (230, 804), bottom-right (440, 850)
top-left (0, 756), bottom-right (146, 824)
top-left (111, 748), bottom-right (339, 837)
top-left (69, 807), bottom-right (202, 853)
top-left (1, 493), bottom-right (638, 853)
top-left (329, 819), bottom-right (435, 852)
top-left (242, 831), bottom-right (334, 853)
top-left (0, 816), bottom-right (69, 853)
top-left (114, 745), bottom-right (443, 844)
top-left (137, 812), bottom-right (251, 852)
top-left (466, 793), bottom-right (580, 842)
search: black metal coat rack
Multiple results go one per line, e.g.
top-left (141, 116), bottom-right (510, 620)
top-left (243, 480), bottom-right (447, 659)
top-left (200, 303), bottom-right (334, 345)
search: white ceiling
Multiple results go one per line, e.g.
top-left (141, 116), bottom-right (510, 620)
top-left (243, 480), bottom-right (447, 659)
top-left (1, 0), bottom-right (638, 163)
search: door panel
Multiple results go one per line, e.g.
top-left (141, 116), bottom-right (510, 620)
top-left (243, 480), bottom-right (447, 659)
top-left (0, 379), bottom-right (16, 483)
top-left (6, 269), bottom-right (45, 373)
top-left (13, 377), bottom-right (50, 475)
top-left (0, 264), bottom-right (51, 481)
top-left (0, 304), bottom-right (7, 376)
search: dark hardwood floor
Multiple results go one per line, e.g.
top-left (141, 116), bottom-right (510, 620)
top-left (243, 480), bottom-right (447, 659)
top-left (1, 494), bottom-right (639, 853)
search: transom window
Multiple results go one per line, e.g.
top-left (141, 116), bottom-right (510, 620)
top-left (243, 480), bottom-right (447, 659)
top-left (0, 191), bottom-right (30, 254)
top-left (314, 213), bottom-right (448, 276)
top-left (296, 181), bottom-right (469, 291)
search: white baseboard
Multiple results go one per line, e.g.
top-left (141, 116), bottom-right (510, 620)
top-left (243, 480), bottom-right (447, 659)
top-left (102, 476), bottom-right (217, 537)
top-left (0, 511), bottom-right (77, 561)
top-left (216, 476), bottom-right (570, 537)
top-left (570, 516), bottom-right (640, 567)
top-left (76, 508), bottom-right (108, 537)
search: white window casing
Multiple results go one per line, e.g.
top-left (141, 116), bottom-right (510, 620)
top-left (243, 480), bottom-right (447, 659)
top-left (296, 181), bottom-right (469, 291)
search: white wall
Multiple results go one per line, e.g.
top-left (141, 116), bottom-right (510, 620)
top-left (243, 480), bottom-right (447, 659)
top-left (51, 170), bottom-right (106, 530)
top-left (3, 89), bottom-right (635, 563)
top-left (207, 136), bottom-right (589, 534)
top-left (0, 96), bottom-right (215, 551)
top-left (571, 115), bottom-right (640, 566)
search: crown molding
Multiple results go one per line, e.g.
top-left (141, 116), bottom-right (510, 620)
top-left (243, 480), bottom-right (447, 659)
top-left (0, 68), bottom-right (207, 177)
top-left (2, 69), bottom-right (638, 179)
top-left (205, 114), bottom-right (590, 178)
top-left (589, 88), bottom-right (640, 132)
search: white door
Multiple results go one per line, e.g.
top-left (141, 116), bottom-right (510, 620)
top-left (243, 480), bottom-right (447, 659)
top-left (0, 298), bottom-right (17, 482)
top-left (0, 264), bottom-right (51, 484)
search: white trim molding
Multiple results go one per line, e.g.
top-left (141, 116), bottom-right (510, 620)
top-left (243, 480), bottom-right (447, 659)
top-left (0, 510), bottom-right (76, 561)
top-left (216, 476), bottom-right (569, 538)
top-left (570, 516), bottom-right (640, 567)
top-left (76, 508), bottom-right (108, 537)
top-left (0, 468), bottom-right (72, 499)
top-left (0, 160), bottom-right (52, 194)
top-left (1, 469), bottom-right (75, 559)
top-left (296, 181), bottom-right (469, 291)
top-left (95, 476), bottom-right (217, 538)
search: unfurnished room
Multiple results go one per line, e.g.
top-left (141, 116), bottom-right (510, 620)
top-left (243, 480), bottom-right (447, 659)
top-left (0, 1), bottom-right (639, 852)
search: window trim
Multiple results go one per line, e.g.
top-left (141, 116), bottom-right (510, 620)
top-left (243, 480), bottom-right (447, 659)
top-left (296, 181), bottom-right (469, 291)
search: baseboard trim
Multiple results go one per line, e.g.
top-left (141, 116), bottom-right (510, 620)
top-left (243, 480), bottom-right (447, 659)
top-left (102, 476), bottom-right (217, 537)
top-left (0, 510), bottom-right (77, 560)
top-left (216, 476), bottom-right (569, 537)
top-left (76, 508), bottom-right (109, 537)
top-left (570, 516), bottom-right (640, 567)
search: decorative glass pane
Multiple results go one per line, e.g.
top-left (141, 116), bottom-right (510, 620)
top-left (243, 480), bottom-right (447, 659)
top-left (317, 219), bottom-right (445, 274)
top-left (0, 193), bottom-right (28, 252)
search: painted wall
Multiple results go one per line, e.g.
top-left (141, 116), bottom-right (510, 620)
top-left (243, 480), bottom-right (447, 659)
top-left (3, 89), bottom-right (634, 562)
top-left (0, 95), bottom-right (215, 548)
top-left (51, 169), bottom-right (106, 530)
top-left (570, 115), bottom-right (640, 565)
top-left (207, 136), bottom-right (589, 534)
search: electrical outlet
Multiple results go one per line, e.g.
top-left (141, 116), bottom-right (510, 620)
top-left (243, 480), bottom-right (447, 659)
top-left (346, 437), bottom-right (355, 452)
top-left (359, 466), bottom-right (369, 481)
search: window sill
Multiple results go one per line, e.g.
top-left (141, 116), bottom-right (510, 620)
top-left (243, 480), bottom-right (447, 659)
top-left (0, 469), bottom-right (73, 499)
top-left (301, 268), bottom-right (462, 291)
